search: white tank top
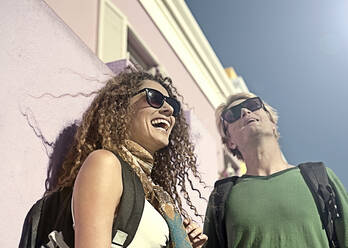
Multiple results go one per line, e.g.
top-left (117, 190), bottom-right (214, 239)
top-left (72, 199), bottom-right (169, 248)
top-left (119, 200), bottom-right (169, 247)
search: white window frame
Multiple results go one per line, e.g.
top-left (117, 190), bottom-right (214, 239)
top-left (98, 0), bottom-right (127, 62)
top-left (98, 0), bottom-right (162, 72)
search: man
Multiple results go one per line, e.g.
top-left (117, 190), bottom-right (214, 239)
top-left (203, 92), bottom-right (348, 247)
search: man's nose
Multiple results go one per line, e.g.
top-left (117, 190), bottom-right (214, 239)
top-left (241, 107), bottom-right (251, 118)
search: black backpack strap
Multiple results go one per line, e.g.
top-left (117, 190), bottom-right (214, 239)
top-left (111, 153), bottom-right (145, 247)
top-left (37, 187), bottom-right (75, 247)
top-left (19, 198), bottom-right (44, 248)
top-left (299, 162), bottom-right (341, 248)
top-left (213, 176), bottom-right (239, 248)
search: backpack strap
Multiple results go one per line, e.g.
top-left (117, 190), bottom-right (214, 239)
top-left (299, 162), bottom-right (341, 248)
top-left (37, 187), bottom-right (75, 247)
top-left (111, 154), bottom-right (145, 247)
top-left (213, 176), bottom-right (239, 248)
top-left (19, 197), bottom-right (44, 248)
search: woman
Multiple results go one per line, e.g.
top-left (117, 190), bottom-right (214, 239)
top-left (40, 68), bottom-right (207, 247)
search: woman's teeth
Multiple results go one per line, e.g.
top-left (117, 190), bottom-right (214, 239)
top-left (151, 119), bottom-right (170, 131)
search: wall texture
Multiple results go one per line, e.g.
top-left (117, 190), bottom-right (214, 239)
top-left (0, 1), bottom-right (112, 246)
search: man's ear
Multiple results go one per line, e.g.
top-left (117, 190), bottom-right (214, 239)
top-left (272, 125), bottom-right (279, 139)
top-left (226, 137), bottom-right (237, 150)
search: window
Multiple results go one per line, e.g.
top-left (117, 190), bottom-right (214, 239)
top-left (98, 0), bottom-right (159, 72)
top-left (127, 28), bottom-right (157, 71)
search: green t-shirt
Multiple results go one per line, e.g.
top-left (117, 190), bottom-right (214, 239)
top-left (223, 166), bottom-right (348, 248)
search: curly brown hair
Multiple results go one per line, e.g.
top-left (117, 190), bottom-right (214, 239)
top-left (51, 68), bottom-right (204, 219)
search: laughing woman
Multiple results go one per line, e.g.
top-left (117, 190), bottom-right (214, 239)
top-left (20, 69), bottom-right (207, 248)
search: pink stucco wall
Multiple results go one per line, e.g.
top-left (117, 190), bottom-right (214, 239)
top-left (44, 0), bottom-right (99, 51)
top-left (0, 0), bottom-right (112, 246)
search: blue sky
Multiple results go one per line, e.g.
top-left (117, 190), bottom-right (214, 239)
top-left (186, 0), bottom-right (348, 188)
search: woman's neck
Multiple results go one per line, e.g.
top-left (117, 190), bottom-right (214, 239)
top-left (124, 139), bottom-right (154, 164)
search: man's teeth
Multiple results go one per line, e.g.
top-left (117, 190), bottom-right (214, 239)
top-left (151, 119), bottom-right (170, 130)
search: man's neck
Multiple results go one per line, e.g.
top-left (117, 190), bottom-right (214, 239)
top-left (241, 138), bottom-right (291, 176)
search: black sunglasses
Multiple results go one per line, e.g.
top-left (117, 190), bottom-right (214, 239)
top-left (221, 97), bottom-right (264, 124)
top-left (134, 88), bottom-right (181, 117)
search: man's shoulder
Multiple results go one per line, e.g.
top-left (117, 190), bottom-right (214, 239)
top-left (214, 176), bottom-right (239, 188)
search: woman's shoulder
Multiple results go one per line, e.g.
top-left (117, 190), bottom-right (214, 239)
top-left (76, 149), bottom-right (123, 186)
top-left (87, 149), bottom-right (120, 162)
top-left (83, 149), bottom-right (121, 170)
top-left (72, 149), bottom-right (124, 247)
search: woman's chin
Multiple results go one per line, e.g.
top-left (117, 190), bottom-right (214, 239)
top-left (152, 139), bottom-right (170, 152)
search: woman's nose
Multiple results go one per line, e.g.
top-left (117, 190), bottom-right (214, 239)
top-left (160, 101), bottom-right (174, 116)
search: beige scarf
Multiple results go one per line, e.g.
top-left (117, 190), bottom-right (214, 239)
top-left (121, 139), bottom-right (174, 210)
top-left (120, 140), bottom-right (192, 248)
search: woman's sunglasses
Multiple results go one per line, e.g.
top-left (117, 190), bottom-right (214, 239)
top-left (134, 88), bottom-right (181, 117)
top-left (221, 97), bottom-right (264, 124)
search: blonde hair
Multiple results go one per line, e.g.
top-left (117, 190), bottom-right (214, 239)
top-left (216, 92), bottom-right (279, 160)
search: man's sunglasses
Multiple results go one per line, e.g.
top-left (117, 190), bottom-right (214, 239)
top-left (221, 97), bottom-right (264, 124)
top-left (134, 88), bottom-right (181, 117)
